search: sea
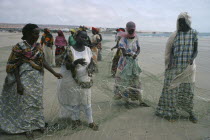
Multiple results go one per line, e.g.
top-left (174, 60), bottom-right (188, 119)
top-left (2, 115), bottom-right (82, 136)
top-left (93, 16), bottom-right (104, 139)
top-left (137, 32), bottom-right (210, 37)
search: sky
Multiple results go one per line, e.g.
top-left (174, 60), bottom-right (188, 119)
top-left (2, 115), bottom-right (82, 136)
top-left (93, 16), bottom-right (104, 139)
top-left (0, 0), bottom-right (209, 32)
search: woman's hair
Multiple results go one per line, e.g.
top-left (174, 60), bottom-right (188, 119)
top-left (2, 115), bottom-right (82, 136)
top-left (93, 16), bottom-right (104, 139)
top-left (21, 23), bottom-right (39, 40)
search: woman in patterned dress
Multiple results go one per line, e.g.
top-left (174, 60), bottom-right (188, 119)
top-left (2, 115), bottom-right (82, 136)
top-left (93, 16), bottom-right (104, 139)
top-left (114, 21), bottom-right (149, 108)
top-left (0, 24), bottom-right (62, 138)
top-left (55, 30), bottom-right (67, 66)
top-left (155, 12), bottom-right (198, 123)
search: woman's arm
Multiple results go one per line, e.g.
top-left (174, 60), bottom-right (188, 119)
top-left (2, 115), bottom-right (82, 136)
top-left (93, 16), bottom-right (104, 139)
top-left (190, 42), bottom-right (198, 65)
top-left (14, 67), bottom-right (24, 95)
top-left (43, 58), bottom-right (62, 79)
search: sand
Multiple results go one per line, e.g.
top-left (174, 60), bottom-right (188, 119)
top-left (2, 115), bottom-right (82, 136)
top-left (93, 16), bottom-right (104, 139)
top-left (0, 32), bottom-right (210, 140)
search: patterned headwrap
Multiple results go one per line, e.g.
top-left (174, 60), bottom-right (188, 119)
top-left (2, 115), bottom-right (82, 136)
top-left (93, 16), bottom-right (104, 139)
top-left (92, 27), bottom-right (99, 33)
top-left (70, 29), bottom-right (76, 33)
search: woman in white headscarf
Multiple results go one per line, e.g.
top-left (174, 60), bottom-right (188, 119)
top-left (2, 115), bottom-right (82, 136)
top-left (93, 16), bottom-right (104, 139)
top-left (155, 12), bottom-right (198, 123)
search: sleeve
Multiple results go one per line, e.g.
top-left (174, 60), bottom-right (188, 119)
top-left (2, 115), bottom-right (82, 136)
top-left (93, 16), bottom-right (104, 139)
top-left (118, 37), bottom-right (125, 49)
top-left (6, 44), bottom-right (23, 73)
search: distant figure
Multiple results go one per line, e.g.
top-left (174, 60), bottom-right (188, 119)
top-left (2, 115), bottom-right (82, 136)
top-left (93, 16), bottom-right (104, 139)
top-left (111, 28), bottom-right (125, 77)
top-left (57, 31), bottom-right (98, 130)
top-left (155, 12), bottom-right (198, 123)
top-left (114, 21), bottom-right (149, 108)
top-left (41, 28), bottom-right (54, 66)
top-left (91, 27), bottom-right (101, 63)
top-left (68, 29), bottom-right (76, 46)
top-left (0, 24), bottom-right (62, 138)
top-left (96, 29), bottom-right (103, 61)
top-left (55, 30), bottom-right (67, 66)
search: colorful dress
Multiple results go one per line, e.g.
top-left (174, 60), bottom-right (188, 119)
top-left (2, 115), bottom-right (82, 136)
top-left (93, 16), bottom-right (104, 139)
top-left (111, 33), bottom-right (123, 75)
top-left (91, 34), bottom-right (100, 63)
top-left (41, 33), bottom-right (54, 66)
top-left (156, 29), bottom-right (198, 117)
top-left (68, 35), bottom-right (76, 46)
top-left (114, 36), bottom-right (142, 101)
top-left (0, 41), bottom-right (45, 134)
top-left (55, 31), bottom-right (67, 66)
top-left (57, 46), bottom-right (96, 123)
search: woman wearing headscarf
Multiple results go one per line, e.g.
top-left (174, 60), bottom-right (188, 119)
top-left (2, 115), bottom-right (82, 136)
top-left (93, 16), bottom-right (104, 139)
top-left (91, 27), bottom-right (101, 63)
top-left (114, 21), bottom-right (149, 108)
top-left (155, 12), bottom-right (198, 123)
top-left (68, 29), bottom-right (76, 46)
top-left (41, 28), bottom-right (54, 66)
top-left (55, 30), bottom-right (67, 66)
top-left (0, 24), bottom-right (62, 138)
top-left (57, 30), bottom-right (98, 131)
top-left (111, 28), bottom-right (125, 77)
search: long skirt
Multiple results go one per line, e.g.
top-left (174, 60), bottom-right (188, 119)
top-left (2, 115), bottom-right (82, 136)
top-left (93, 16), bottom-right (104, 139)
top-left (155, 67), bottom-right (194, 117)
top-left (55, 46), bottom-right (65, 66)
top-left (114, 56), bottom-right (142, 101)
top-left (44, 45), bottom-right (55, 66)
top-left (0, 63), bottom-right (45, 134)
top-left (111, 49), bottom-right (122, 75)
top-left (91, 47), bottom-right (98, 63)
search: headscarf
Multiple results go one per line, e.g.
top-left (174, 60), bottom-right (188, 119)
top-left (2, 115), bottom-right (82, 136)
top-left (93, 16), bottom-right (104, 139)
top-left (118, 21), bottom-right (136, 38)
top-left (21, 23), bottom-right (39, 40)
top-left (92, 27), bottom-right (99, 33)
top-left (70, 29), bottom-right (76, 33)
top-left (55, 30), bottom-right (67, 46)
top-left (44, 28), bottom-right (50, 34)
top-left (177, 12), bottom-right (191, 31)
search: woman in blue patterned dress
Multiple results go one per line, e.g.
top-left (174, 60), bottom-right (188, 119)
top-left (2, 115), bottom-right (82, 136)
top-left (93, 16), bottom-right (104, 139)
top-left (155, 12), bottom-right (198, 123)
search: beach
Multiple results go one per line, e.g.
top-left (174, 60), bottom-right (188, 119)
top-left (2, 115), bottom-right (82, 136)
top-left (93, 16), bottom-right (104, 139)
top-left (0, 32), bottom-right (210, 140)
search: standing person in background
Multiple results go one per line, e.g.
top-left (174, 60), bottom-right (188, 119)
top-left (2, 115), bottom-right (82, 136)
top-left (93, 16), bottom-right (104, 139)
top-left (0, 24), bottom-right (62, 138)
top-left (55, 30), bottom-right (67, 66)
top-left (155, 12), bottom-right (198, 123)
top-left (111, 28), bottom-right (125, 77)
top-left (68, 29), bottom-right (76, 46)
top-left (96, 29), bottom-right (103, 61)
top-left (41, 28), bottom-right (54, 66)
top-left (91, 27), bottom-right (101, 63)
top-left (57, 31), bottom-right (98, 131)
top-left (114, 21), bottom-right (149, 108)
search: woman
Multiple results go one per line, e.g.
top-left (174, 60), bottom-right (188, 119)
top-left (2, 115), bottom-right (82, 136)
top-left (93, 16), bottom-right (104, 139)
top-left (68, 29), bottom-right (76, 46)
top-left (114, 21), bottom-right (149, 108)
top-left (91, 27), bottom-right (101, 63)
top-left (57, 31), bottom-right (98, 130)
top-left (41, 28), bottom-right (54, 66)
top-left (55, 30), bottom-right (67, 66)
top-left (0, 24), bottom-right (62, 138)
top-left (155, 12), bottom-right (198, 123)
top-left (111, 28), bottom-right (125, 77)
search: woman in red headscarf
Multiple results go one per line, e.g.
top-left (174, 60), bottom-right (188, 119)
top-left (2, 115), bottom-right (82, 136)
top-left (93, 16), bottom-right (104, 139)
top-left (55, 30), bottom-right (67, 66)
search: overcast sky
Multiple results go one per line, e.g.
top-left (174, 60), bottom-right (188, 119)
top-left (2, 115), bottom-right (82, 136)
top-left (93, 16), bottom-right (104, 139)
top-left (0, 0), bottom-right (209, 32)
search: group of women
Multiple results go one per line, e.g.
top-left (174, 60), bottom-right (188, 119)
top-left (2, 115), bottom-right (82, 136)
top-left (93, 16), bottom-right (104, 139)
top-left (41, 26), bottom-right (103, 67)
top-left (0, 12), bottom-right (198, 138)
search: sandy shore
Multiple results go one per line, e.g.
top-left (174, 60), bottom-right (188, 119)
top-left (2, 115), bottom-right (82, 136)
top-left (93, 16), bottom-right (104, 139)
top-left (0, 32), bottom-right (210, 140)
